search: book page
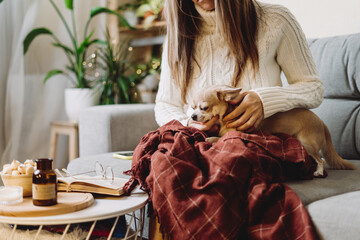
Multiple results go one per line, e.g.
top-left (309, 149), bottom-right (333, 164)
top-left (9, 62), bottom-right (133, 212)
top-left (57, 175), bottom-right (128, 190)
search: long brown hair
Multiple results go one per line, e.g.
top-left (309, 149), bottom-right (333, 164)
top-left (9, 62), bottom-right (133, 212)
top-left (163, 0), bottom-right (261, 102)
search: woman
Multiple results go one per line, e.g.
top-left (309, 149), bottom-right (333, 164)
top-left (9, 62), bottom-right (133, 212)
top-left (155, 0), bottom-right (323, 134)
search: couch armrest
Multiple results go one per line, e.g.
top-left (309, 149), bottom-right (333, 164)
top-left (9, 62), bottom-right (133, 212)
top-left (79, 104), bottom-right (158, 157)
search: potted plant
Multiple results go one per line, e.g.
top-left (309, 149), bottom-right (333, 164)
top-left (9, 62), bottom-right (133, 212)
top-left (95, 37), bottom-right (161, 105)
top-left (23, 0), bottom-right (133, 122)
top-left (136, 0), bottom-right (164, 29)
top-left (95, 29), bottom-right (141, 104)
top-left (116, 0), bottom-right (146, 27)
top-left (134, 56), bottom-right (161, 103)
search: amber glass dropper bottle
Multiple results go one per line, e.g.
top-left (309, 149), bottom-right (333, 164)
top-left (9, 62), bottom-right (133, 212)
top-left (32, 158), bottom-right (57, 206)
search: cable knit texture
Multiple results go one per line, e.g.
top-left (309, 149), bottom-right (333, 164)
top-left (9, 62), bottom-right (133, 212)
top-left (155, 2), bottom-right (324, 126)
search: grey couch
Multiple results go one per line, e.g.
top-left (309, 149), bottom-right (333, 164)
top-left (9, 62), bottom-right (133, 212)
top-left (69, 33), bottom-right (360, 239)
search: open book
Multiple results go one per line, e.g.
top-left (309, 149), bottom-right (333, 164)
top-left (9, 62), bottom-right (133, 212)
top-left (57, 175), bottom-right (129, 196)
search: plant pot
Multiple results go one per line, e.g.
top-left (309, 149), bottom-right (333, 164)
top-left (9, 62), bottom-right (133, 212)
top-left (137, 73), bottom-right (159, 103)
top-left (65, 88), bottom-right (100, 123)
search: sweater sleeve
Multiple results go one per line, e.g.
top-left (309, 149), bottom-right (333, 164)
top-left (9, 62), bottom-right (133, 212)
top-left (253, 6), bottom-right (324, 118)
top-left (154, 40), bottom-right (190, 126)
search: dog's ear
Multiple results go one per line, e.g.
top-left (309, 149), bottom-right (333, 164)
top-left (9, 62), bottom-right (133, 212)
top-left (216, 87), bottom-right (242, 102)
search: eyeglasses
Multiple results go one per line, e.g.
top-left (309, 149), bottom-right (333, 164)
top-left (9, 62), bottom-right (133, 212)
top-left (56, 161), bottom-right (114, 184)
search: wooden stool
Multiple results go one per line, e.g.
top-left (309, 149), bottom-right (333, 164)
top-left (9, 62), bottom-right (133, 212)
top-left (49, 121), bottom-right (79, 166)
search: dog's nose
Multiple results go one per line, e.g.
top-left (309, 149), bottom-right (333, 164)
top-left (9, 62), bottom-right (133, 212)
top-left (191, 114), bottom-right (197, 121)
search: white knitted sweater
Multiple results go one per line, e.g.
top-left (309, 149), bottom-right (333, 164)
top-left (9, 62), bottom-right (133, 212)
top-left (155, 2), bottom-right (324, 126)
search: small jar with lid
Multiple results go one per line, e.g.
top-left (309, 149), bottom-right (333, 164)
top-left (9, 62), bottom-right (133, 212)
top-left (32, 158), bottom-right (57, 206)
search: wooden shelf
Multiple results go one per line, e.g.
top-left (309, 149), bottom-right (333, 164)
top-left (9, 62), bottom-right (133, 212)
top-left (118, 21), bottom-right (166, 35)
top-left (118, 20), bottom-right (166, 62)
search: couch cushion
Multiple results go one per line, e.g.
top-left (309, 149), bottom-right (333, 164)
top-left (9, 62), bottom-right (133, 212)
top-left (287, 160), bottom-right (360, 205)
top-left (308, 33), bottom-right (360, 159)
top-left (79, 104), bottom-right (158, 156)
top-left (308, 33), bottom-right (360, 99)
top-left (307, 191), bottom-right (360, 240)
top-left (312, 99), bottom-right (360, 159)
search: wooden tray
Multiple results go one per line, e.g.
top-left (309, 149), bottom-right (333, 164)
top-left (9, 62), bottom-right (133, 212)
top-left (0, 192), bottom-right (94, 217)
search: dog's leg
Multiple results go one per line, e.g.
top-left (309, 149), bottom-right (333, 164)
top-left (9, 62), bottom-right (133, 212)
top-left (305, 148), bottom-right (326, 177)
top-left (296, 132), bottom-right (326, 176)
top-left (311, 153), bottom-right (326, 177)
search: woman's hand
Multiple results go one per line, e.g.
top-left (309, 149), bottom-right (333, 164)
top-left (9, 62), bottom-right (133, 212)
top-left (223, 91), bottom-right (264, 132)
top-left (188, 115), bottom-right (219, 135)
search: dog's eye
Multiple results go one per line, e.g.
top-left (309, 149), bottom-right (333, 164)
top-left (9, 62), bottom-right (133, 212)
top-left (200, 106), bottom-right (209, 111)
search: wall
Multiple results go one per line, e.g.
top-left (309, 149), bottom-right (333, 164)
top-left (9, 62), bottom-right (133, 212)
top-left (260, 0), bottom-right (360, 38)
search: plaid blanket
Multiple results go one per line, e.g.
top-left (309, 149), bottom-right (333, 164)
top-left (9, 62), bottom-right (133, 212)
top-left (124, 120), bottom-right (319, 240)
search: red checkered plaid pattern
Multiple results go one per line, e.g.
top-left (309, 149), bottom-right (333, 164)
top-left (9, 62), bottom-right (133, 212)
top-left (124, 120), bottom-right (319, 240)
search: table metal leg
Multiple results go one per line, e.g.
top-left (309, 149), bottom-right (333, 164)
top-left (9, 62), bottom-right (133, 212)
top-left (86, 220), bottom-right (97, 240)
top-left (124, 211), bottom-right (135, 239)
top-left (107, 215), bottom-right (119, 240)
top-left (139, 207), bottom-right (145, 239)
top-left (61, 224), bottom-right (71, 240)
top-left (10, 224), bottom-right (17, 240)
top-left (123, 206), bottom-right (145, 240)
top-left (34, 225), bottom-right (43, 240)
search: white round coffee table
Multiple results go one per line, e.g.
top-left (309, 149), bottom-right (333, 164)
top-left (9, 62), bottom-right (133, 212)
top-left (0, 190), bottom-right (148, 240)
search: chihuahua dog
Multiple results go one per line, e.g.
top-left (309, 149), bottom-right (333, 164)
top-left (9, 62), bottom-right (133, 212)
top-left (188, 85), bottom-right (356, 176)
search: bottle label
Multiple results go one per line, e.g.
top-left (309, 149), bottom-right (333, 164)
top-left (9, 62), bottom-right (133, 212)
top-left (32, 184), bottom-right (56, 200)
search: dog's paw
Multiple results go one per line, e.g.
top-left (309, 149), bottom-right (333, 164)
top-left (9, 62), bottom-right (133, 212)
top-left (313, 158), bottom-right (326, 177)
top-left (313, 170), bottom-right (324, 177)
top-left (206, 137), bottom-right (220, 143)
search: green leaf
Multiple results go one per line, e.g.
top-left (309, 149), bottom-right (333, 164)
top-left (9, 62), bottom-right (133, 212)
top-left (90, 7), bottom-right (135, 29)
top-left (23, 28), bottom-right (53, 54)
top-left (90, 7), bottom-right (114, 18)
top-left (43, 69), bottom-right (64, 83)
top-left (88, 39), bottom-right (107, 46)
top-left (118, 77), bottom-right (131, 103)
top-left (0, 0), bottom-right (4, 4)
top-left (52, 43), bottom-right (74, 55)
top-left (64, 0), bottom-right (73, 10)
top-left (77, 31), bottom-right (94, 55)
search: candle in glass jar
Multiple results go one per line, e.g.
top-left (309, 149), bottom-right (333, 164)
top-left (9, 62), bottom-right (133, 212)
top-left (0, 186), bottom-right (23, 205)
